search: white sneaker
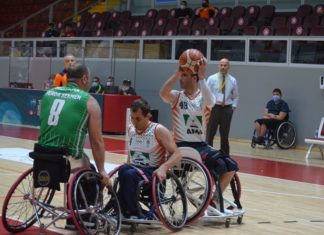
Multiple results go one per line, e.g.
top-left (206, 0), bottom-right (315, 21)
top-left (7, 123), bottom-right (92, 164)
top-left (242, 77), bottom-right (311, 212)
top-left (224, 208), bottom-right (234, 215)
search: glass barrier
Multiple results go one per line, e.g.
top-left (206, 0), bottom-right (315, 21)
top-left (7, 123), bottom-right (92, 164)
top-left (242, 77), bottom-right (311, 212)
top-left (1, 37), bottom-right (324, 66)
top-left (59, 40), bottom-right (83, 57)
top-left (9, 56), bottom-right (32, 88)
top-left (113, 40), bottom-right (139, 59)
top-left (175, 40), bottom-right (207, 59)
top-left (12, 42), bottom-right (33, 57)
top-left (0, 41), bottom-right (11, 57)
top-left (211, 39), bottom-right (245, 62)
top-left (36, 41), bottom-right (58, 57)
top-left (249, 40), bottom-right (287, 63)
top-left (143, 40), bottom-right (172, 59)
top-left (85, 40), bottom-right (110, 58)
top-left (291, 40), bottom-right (324, 65)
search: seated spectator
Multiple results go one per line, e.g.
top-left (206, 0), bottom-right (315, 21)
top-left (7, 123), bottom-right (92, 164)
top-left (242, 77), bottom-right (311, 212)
top-left (44, 22), bottom-right (60, 37)
top-left (176, 1), bottom-right (192, 18)
top-left (89, 76), bottom-right (105, 94)
top-left (119, 80), bottom-right (136, 96)
top-left (60, 23), bottom-right (76, 37)
top-left (104, 76), bottom-right (120, 94)
top-left (196, 0), bottom-right (218, 20)
top-left (254, 88), bottom-right (290, 144)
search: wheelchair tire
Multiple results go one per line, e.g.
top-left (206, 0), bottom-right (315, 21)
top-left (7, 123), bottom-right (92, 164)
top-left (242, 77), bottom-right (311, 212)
top-left (68, 169), bottom-right (121, 235)
top-left (275, 121), bottom-right (296, 149)
top-left (173, 157), bottom-right (213, 224)
top-left (2, 168), bottom-right (55, 233)
top-left (152, 171), bottom-right (187, 231)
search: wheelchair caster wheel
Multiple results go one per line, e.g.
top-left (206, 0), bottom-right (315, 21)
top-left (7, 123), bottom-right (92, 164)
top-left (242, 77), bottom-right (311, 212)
top-left (225, 218), bottom-right (231, 228)
top-left (237, 216), bottom-right (243, 224)
top-left (130, 223), bottom-right (138, 233)
top-left (251, 142), bottom-right (256, 148)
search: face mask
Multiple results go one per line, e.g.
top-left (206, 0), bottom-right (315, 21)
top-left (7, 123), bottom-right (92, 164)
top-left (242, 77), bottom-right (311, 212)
top-left (122, 86), bottom-right (129, 91)
top-left (91, 82), bottom-right (98, 87)
top-left (273, 95), bottom-right (281, 102)
top-left (180, 5), bottom-right (186, 10)
top-left (106, 82), bottom-right (113, 86)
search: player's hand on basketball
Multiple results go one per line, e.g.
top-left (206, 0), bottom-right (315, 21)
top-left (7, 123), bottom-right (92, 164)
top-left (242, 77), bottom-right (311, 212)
top-left (197, 57), bottom-right (207, 80)
top-left (154, 166), bottom-right (167, 182)
top-left (99, 170), bottom-right (111, 186)
top-left (175, 67), bottom-right (184, 79)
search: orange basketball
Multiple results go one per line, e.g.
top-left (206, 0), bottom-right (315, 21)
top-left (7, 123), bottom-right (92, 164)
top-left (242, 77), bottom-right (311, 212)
top-left (179, 49), bottom-right (204, 73)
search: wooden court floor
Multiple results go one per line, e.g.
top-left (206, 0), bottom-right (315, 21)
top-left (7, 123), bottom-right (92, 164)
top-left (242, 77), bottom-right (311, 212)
top-left (0, 125), bottom-right (323, 235)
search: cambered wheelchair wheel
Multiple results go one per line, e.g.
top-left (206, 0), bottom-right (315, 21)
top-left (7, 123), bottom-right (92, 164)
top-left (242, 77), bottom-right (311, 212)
top-left (173, 157), bottom-right (213, 224)
top-left (210, 172), bottom-right (242, 213)
top-left (152, 171), bottom-right (187, 231)
top-left (68, 169), bottom-right (121, 235)
top-left (2, 168), bottom-right (55, 233)
top-left (275, 121), bottom-right (296, 149)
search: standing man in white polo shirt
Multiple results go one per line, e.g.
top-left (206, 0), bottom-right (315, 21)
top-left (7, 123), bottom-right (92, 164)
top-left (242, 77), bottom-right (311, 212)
top-left (206, 58), bottom-right (239, 154)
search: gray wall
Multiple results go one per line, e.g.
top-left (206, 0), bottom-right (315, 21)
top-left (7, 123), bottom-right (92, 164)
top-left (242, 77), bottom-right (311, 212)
top-left (1, 58), bottom-right (323, 146)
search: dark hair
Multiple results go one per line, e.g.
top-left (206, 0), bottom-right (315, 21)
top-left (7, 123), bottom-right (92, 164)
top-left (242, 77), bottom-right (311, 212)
top-left (66, 64), bottom-right (88, 81)
top-left (181, 1), bottom-right (187, 5)
top-left (273, 88), bottom-right (282, 95)
top-left (92, 76), bottom-right (100, 82)
top-left (48, 22), bottom-right (55, 27)
top-left (123, 79), bottom-right (131, 85)
top-left (131, 98), bottom-right (151, 117)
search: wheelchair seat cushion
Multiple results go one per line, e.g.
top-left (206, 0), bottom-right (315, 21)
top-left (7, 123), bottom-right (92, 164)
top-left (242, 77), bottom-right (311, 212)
top-left (29, 144), bottom-right (71, 191)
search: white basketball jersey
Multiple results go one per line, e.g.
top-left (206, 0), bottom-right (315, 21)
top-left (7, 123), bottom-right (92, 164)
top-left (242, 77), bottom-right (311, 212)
top-left (172, 90), bottom-right (210, 143)
top-left (128, 122), bottom-right (166, 168)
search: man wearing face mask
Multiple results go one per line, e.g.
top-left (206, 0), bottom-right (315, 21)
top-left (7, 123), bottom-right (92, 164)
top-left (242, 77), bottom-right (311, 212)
top-left (175, 1), bottom-right (192, 18)
top-left (197, 0), bottom-right (218, 20)
top-left (119, 80), bottom-right (136, 96)
top-left (89, 76), bottom-right (105, 94)
top-left (254, 88), bottom-right (290, 144)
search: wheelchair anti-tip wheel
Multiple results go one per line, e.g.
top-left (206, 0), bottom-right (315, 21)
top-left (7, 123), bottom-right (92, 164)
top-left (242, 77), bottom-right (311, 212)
top-left (68, 169), bottom-right (121, 235)
top-left (173, 157), bottom-right (213, 224)
top-left (152, 171), bottom-right (187, 231)
top-left (1, 168), bottom-right (55, 233)
top-left (275, 121), bottom-right (296, 149)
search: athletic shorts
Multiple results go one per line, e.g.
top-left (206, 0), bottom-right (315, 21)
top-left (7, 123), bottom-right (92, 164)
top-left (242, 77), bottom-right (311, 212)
top-left (177, 141), bottom-right (239, 176)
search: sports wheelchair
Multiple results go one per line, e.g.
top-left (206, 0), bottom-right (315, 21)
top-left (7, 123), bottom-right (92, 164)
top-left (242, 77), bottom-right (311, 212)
top-left (251, 120), bottom-right (296, 149)
top-left (1, 145), bottom-right (121, 235)
top-left (173, 147), bottom-right (244, 228)
top-left (108, 165), bottom-right (187, 232)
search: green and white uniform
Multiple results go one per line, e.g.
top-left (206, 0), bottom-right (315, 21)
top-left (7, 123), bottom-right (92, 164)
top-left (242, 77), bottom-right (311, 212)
top-left (38, 83), bottom-right (90, 159)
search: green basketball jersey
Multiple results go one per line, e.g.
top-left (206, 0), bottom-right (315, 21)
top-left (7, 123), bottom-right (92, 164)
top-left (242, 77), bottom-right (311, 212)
top-left (38, 83), bottom-right (90, 159)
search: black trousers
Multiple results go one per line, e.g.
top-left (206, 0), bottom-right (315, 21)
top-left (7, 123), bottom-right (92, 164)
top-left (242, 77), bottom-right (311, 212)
top-left (206, 105), bottom-right (233, 154)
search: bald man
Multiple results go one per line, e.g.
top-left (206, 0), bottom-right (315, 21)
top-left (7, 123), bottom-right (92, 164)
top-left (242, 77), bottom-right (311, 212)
top-left (53, 54), bottom-right (76, 87)
top-left (206, 58), bottom-right (239, 154)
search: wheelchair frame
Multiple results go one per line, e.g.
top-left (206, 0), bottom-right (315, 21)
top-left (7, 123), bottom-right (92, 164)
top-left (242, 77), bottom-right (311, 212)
top-left (2, 166), bottom-right (122, 235)
top-left (108, 165), bottom-right (188, 232)
top-left (177, 147), bottom-right (245, 228)
top-left (251, 120), bottom-right (296, 149)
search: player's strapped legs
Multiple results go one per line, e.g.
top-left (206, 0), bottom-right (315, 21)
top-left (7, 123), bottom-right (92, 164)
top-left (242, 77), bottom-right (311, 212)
top-left (200, 146), bottom-right (239, 178)
top-left (117, 164), bottom-right (155, 217)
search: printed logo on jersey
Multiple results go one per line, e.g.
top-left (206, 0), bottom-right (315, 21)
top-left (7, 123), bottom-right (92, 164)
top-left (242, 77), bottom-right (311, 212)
top-left (130, 150), bottom-right (150, 166)
top-left (183, 114), bottom-right (203, 135)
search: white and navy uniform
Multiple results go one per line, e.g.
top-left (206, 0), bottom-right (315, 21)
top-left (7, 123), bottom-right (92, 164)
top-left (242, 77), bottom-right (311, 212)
top-left (118, 121), bottom-right (167, 217)
top-left (171, 89), bottom-right (211, 143)
top-left (169, 88), bottom-right (238, 176)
